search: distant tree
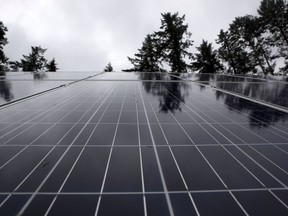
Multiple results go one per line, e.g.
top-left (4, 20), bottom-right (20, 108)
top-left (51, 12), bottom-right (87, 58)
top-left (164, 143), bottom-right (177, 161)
top-left (192, 40), bottom-right (223, 73)
top-left (20, 46), bottom-right (48, 71)
top-left (128, 34), bottom-right (163, 72)
top-left (0, 21), bottom-right (9, 71)
top-left (104, 62), bottom-right (113, 72)
top-left (154, 12), bottom-right (194, 72)
top-left (46, 58), bottom-right (58, 72)
top-left (9, 61), bottom-right (22, 71)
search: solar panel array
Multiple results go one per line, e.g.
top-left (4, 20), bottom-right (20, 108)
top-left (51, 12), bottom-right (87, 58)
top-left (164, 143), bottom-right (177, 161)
top-left (0, 72), bottom-right (288, 216)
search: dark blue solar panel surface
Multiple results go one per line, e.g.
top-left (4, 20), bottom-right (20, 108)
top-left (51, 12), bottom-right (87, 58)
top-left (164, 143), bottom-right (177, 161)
top-left (0, 72), bottom-right (100, 105)
top-left (0, 72), bottom-right (288, 215)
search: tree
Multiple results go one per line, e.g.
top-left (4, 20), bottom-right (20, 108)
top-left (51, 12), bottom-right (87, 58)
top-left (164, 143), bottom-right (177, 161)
top-left (229, 15), bottom-right (275, 74)
top-left (258, 0), bottom-right (288, 46)
top-left (257, 0), bottom-right (288, 73)
top-left (192, 40), bottom-right (223, 73)
top-left (154, 12), bottom-right (194, 72)
top-left (128, 34), bottom-right (163, 72)
top-left (20, 46), bottom-right (48, 71)
top-left (104, 62), bottom-right (113, 72)
top-left (217, 29), bottom-right (254, 74)
top-left (0, 21), bottom-right (9, 71)
top-left (46, 58), bottom-right (58, 72)
top-left (9, 61), bottom-right (21, 71)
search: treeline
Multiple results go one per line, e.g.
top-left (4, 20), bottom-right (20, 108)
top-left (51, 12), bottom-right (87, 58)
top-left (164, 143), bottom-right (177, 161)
top-left (127, 0), bottom-right (288, 75)
top-left (0, 21), bottom-right (58, 72)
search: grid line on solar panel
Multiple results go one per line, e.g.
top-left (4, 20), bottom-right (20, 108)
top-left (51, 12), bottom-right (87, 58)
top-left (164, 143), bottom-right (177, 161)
top-left (146, 84), bottom-right (282, 202)
top-left (136, 84), bottom-right (148, 216)
top-left (2, 82), bottom-right (112, 148)
top-left (16, 82), bottom-right (117, 216)
top-left (2, 188), bottom-right (288, 195)
top-left (141, 79), bottom-right (286, 213)
top-left (94, 84), bottom-right (134, 215)
top-left (0, 82), bottom-right (99, 145)
top-left (249, 146), bottom-right (288, 175)
top-left (1, 73), bottom-right (288, 215)
top-left (186, 95), bottom-right (288, 143)
top-left (166, 85), bottom-right (287, 187)
top-left (137, 82), bottom-right (175, 216)
top-left (179, 83), bottom-right (286, 133)
top-left (181, 87), bottom-right (284, 181)
top-left (44, 83), bottom-right (117, 191)
top-left (143, 85), bottom-right (226, 215)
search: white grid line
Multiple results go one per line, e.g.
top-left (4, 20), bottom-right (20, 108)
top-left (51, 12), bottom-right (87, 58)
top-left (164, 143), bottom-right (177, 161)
top-left (137, 83), bottom-right (175, 216)
top-left (136, 83), bottom-right (148, 216)
top-left (17, 82), bottom-right (116, 216)
top-left (94, 83), bottom-right (134, 216)
top-left (0, 76), bottom-right (287, 215)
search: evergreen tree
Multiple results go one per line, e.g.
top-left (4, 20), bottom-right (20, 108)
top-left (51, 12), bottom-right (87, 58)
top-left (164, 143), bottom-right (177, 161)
top-left (128, 34), bottom-right (162, 72)
top-left (104, 62), bottom-right (113, 72)
top-left (154, 12), bottom-right (193, 73)
top-left (46, 58), bottom-right (58, 72)
top-left (21, 46), bottom-right (48, 71)
top-left (192, 40), bottom-right (223, 73)
top-left (0, 21), bottom-right (9, 71)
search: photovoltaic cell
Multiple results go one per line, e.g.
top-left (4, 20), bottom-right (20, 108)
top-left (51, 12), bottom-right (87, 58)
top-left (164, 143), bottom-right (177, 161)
top-left (0, 72), bottom-right (288, 215)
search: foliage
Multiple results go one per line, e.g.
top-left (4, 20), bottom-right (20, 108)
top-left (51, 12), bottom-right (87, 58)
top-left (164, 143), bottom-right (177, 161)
top-left (46, 58), bottom-right (58, 72)
top-left (258, 0), bottom-right (288, 47)
top-left (128, 34), bottom-right (163, 72)
top-left (20, 46), bottom-right (47, 71)
top-left (229, 15), bottom-right (275, 74)
top-left (192, 40), bottom-right (223, 73)
top-left (215, 0), bottom-right (288, 75)
top-left (128, 12), bottom-right (193, 73)
top-left (154, 12), bottom-right (194, 72)
top-left (0, 21), bottom-right (9, 71)
top-left (9, 46), bottom-right (58, 72)
top-left (104, 62), bottom-right (113, 72)
top-left (258, 0), bottom-right (288, 72)
top-left (216, 29), bottom-right (252, 74)
top-left (9, 61), bottom-right (22, 72)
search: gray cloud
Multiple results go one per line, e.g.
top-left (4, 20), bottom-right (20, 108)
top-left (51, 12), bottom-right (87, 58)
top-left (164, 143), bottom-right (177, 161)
top-left (1, 0), bottom-right (262, 71)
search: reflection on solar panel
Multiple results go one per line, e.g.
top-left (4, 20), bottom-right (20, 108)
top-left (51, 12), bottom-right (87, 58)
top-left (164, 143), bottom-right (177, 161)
top-left (0, 72), bottom-right (101, 105)
top-left (0, 72), bottom-right (288, 216)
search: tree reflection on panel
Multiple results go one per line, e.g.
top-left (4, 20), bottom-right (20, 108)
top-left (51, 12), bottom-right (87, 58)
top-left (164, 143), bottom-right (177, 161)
top-left (139, 72), bottom-right (190, 114)
top-left (215, 91), bottom-right (288, 128)
top-left (214, 76), bottom-right (288, 109)
top-left (33, 71), bottom-right (47, 80)
top-left (0, 72), bottom-right (13, 102)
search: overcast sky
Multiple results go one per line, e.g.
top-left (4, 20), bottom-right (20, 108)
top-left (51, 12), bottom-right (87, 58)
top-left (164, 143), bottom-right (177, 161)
top-left (1, 0), bottom-right (262, 71)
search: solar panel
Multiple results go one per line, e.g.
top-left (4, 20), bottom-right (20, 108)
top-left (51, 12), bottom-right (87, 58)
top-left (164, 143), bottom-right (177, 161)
top-left (0, 72), bottom-right (100, 106)
top-left (0, 72), bottom-right (288, 215)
